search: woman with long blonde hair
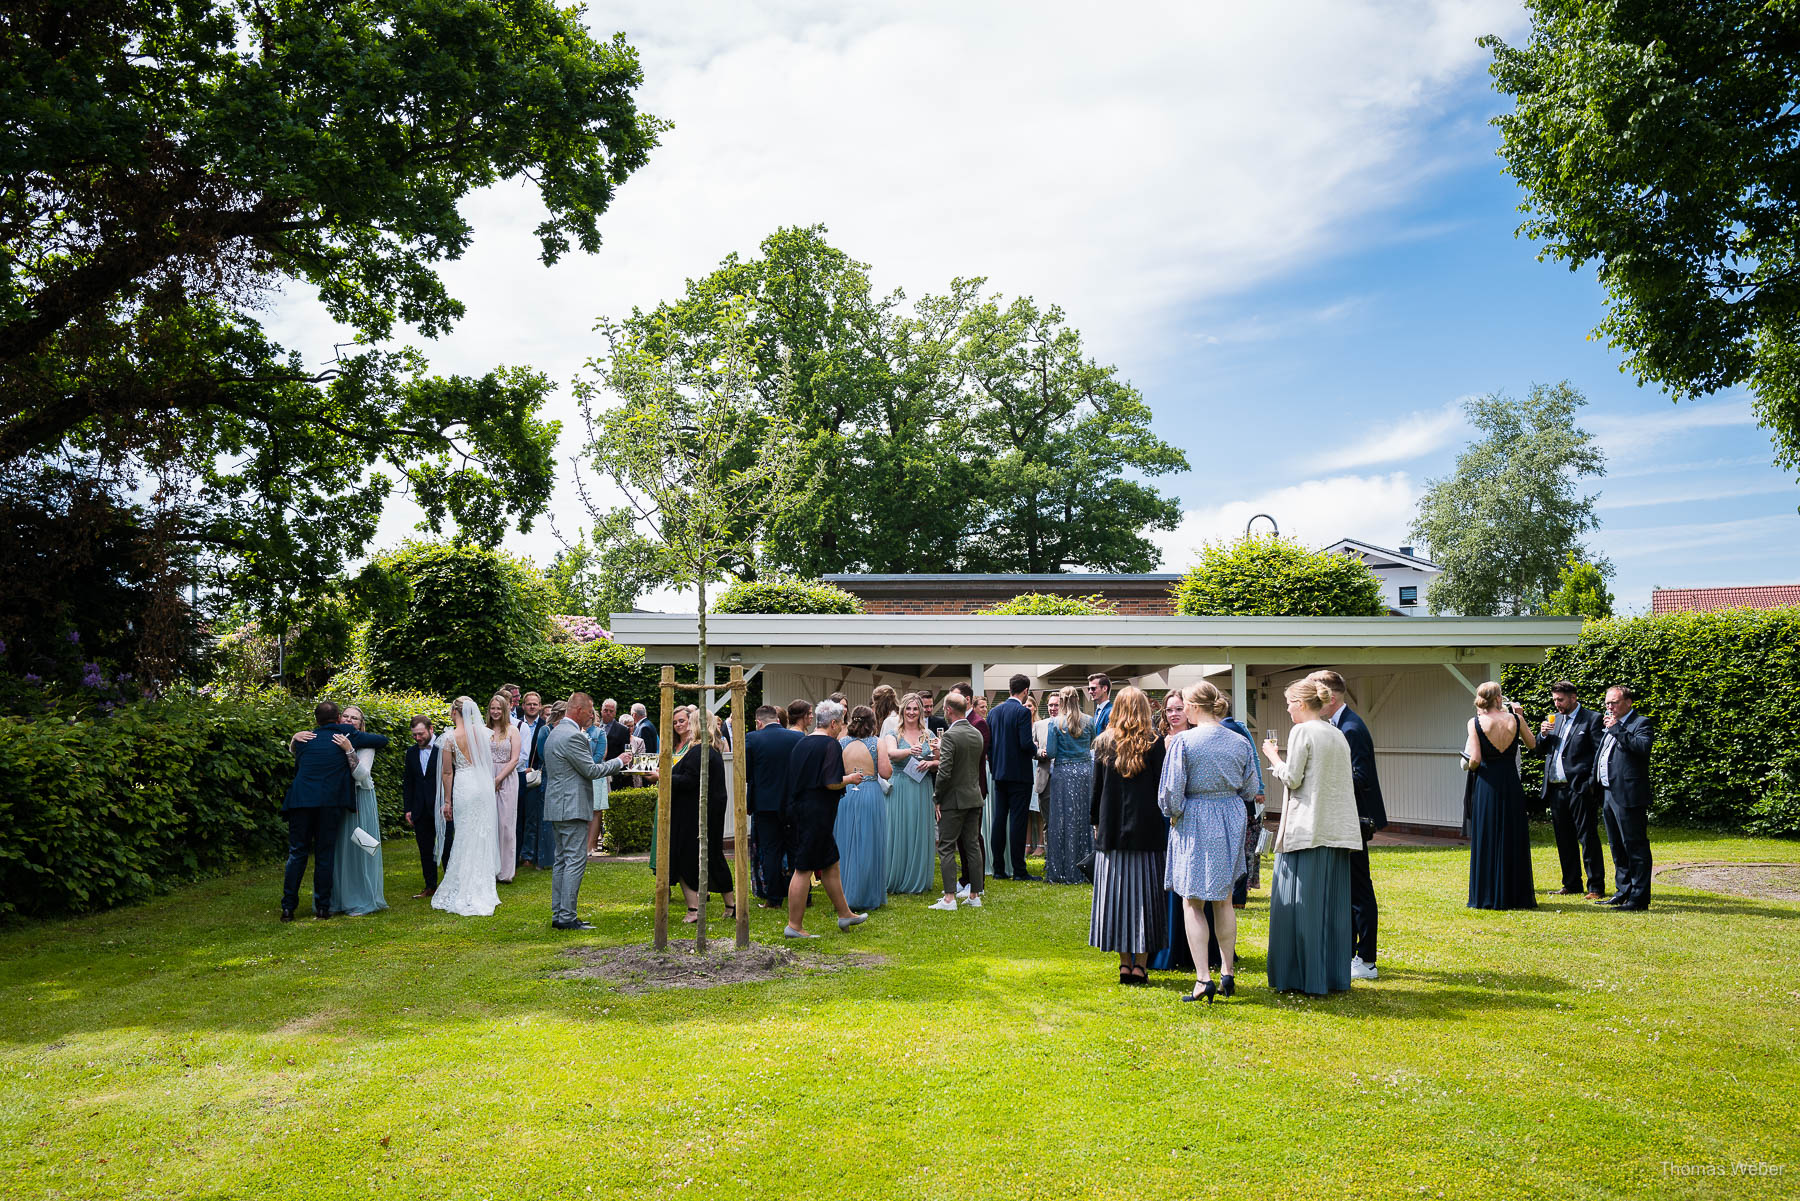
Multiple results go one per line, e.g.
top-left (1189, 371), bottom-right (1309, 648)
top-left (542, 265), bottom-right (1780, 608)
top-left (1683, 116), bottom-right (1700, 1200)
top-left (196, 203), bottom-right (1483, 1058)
top-left (486, 693), bottom-right (523, 883)
top-left (1088, 687), bottom-right (1169, 984)
top-left (1158, 681), bottom-right (1259, 1002)
top-left (1043, 684), bottom-right (1096, 883)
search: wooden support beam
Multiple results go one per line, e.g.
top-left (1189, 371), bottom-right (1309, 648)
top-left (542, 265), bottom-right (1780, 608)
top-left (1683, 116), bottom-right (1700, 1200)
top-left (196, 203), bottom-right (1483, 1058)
top-left (1442, 662), bottom-right (1478, 696)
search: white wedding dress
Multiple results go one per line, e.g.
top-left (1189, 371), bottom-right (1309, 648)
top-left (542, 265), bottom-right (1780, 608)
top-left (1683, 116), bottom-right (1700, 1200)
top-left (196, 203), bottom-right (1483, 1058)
top-left (432, 703), bottom-right (502, 918)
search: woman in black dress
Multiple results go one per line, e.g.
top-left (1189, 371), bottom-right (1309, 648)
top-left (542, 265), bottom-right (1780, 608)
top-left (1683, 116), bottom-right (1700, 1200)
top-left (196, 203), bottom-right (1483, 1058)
top-left (668, 705), bottom-right (733, 924)
top-left (781, 699), bottom-right (869, 939)
top-left (1464, 681), bottom-right (1539, 910)
top-left (1088, 686), bottom-right (1169, 985)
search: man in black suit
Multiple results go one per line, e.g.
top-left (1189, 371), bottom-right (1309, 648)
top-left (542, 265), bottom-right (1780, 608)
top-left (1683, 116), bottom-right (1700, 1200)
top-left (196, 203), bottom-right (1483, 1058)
top-left (1534, 680), bottom-right (1606, 898)
top-left (1596, 685), bottom-right (1656, 910)
top-left (1310, 670), bottom-right (1387, 980)
top-left (598, 698), bottom-right (633, 761)
top-left (987, 673), bottom-right (1041, 882)
top-left (282, 699), bottom-right (388, 921)
top-left (746, 701), bottom-right (807, 907)
top-left (400, 715), bottom-right (444, 898)
top-left (918, 688), bottom-right (948, 735)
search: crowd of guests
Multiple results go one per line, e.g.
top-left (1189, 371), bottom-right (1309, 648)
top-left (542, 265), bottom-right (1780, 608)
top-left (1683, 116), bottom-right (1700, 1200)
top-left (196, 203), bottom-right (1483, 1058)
top-left (276, 668), bottom-right (1659, 1003)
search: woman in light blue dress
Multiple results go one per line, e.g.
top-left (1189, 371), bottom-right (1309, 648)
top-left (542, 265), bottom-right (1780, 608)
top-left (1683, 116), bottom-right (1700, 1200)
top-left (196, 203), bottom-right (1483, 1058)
top-left (1158, 682), bottom-right (1259, 1002)
top-left (331, 705), bottom-right (389, 916)
top-left (835, 706), bottom-right (890, 911)
top-left (1044, 685), bottom-right (1096, 884)
top-left (881, 694), bottom-right (938, 894)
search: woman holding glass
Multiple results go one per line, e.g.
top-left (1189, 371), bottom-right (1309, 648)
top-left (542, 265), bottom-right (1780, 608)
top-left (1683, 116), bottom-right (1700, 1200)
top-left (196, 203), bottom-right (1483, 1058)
top-left (1260, 677), bottom-right (1362, 995)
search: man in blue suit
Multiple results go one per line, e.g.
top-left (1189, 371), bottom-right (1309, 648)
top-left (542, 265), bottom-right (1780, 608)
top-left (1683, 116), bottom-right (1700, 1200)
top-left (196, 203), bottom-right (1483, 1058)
top-left (987, 674), bottom-right (1042, 881)
top-left (746, 701), bottom-right (807, 906)
top-left (1311, 670), bottom-right (1388, 980)
top-left (1088, 672), bottom-right (1114, 735)
top-left (1596, 685), bottom-right (1656, 911)
top-left (282, 699), bottom-right (388, 921)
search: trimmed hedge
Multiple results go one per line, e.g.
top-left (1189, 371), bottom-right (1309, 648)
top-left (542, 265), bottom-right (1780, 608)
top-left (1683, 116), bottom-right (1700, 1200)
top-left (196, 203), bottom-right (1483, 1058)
top-left (1503, 608), bottom-right (1800, 836)
top-left (712, 577), bottom-right (864, 614)
top-left (603, 786), bottom-right (657, 854)
top-left (1174, 537), bottom-right (1386, 617)
top-left (974, 592), bottom-right (1117, 616)
top-left (0, 692), bottom-right (314, 920)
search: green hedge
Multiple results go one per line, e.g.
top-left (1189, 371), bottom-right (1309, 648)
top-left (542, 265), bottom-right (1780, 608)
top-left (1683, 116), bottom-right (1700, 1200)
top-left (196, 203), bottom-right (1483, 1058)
top-left (603, 786), bottom-right (657, 854)
top-left (712, 577), bottom-right (864, 614)
top-left (1173, 537), bottom-right (1386, 616)
top-left (0, 692), bottom-right (315, 920)
top-left (974, 592), bottom-right (1117, 615)
top-left (1503, 608), bottom-right (1800, 836)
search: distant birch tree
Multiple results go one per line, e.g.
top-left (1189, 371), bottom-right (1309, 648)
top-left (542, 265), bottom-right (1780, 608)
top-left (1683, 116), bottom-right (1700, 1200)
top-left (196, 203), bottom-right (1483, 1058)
top-left (573, 301), bottom-right (810, 950)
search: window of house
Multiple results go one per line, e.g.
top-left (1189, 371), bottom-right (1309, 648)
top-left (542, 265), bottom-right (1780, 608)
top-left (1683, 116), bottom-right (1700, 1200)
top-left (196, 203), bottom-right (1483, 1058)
top-left (1398, 586), bottom-right (1418, 607)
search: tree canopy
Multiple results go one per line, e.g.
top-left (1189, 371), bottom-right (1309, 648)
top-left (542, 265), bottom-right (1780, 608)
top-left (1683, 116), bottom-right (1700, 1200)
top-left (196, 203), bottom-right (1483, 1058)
top-left (613, 225), bottom-right (1187, 590)
top-left (1543, 552), bottom-right (1616, 622)
top-left (0, 0), bottom-right (662, 663)
top-left (1484, 2), bottom-right (1800, 475)
top-left (1409, 383), bottom-right (1608, 616)
top-left (1172, 537), bottom-right (1385, 617)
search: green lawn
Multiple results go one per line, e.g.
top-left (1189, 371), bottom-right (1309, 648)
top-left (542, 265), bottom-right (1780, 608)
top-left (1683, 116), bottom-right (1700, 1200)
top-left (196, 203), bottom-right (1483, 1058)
top-left (3, 827), bottom-right (1798, 1200)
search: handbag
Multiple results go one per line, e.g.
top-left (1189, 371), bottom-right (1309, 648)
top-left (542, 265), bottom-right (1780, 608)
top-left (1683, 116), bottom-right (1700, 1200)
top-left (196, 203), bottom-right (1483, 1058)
top-left (525, 768), bottom-right (542, 788)
top-left (351, 826), bottom-right (380, 856)
top-left (1076, 850), bottom-right (1095, 882)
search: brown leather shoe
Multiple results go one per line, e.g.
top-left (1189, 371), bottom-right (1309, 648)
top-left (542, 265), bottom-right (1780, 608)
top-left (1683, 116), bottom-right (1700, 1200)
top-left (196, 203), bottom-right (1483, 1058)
top-left (1550, 886), bottom-right (1581, 895)
top-left (1584, 891), bottom-right (1604, 900)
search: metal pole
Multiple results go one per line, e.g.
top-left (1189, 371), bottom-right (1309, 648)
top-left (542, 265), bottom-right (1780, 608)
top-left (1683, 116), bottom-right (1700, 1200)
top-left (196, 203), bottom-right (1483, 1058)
top-left (729, 665), bottom-right (750, 949)
top-left (653, 664), bottom-right (674, 951)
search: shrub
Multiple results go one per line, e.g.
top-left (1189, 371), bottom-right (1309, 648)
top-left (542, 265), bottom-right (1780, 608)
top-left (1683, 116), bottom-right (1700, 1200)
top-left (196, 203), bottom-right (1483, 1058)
top-left (357, 541), bottom-right (558, 697)
top-left (1542, 552), bottom-right (1615, 620)
top-left (974, 592), bottom-right (1118, 616)
top-left (1173, 537), bottom-right (1386, 617)
top-left (0, 691), bottom-right (314, 920)
top-left (1504, 608), bottom-right (1800, 835)
top-left (712, 577), bottom-right (864, 614)
top-left (603, 786), bottom-right (658, 854)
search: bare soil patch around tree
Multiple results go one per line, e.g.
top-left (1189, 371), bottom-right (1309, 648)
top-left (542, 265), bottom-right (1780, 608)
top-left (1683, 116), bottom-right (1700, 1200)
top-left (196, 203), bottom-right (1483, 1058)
top-left (558, 941), bottom-right (884, 993)
top-left (1657, 861), bottom-right (1800, 902)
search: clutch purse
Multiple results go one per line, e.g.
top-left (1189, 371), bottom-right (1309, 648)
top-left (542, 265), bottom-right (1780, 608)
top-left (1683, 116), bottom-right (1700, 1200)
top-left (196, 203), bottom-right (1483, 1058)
top-left (351, 826), bottom-right (380, 855)
top-left (525, 769), bottom-right (542, 788)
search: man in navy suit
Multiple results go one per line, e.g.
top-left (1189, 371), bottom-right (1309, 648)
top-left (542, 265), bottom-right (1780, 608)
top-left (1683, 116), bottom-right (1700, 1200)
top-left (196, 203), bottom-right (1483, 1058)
top-left (400, 715), bottom-right (443, 898)
top-left (282, 699), bottom-right (388, 921)
top-left (1533, 680), bottom-right (1606, 898)
top-left (746, 702), bottom-right (807, 906)
top-left (1310, 670), bottom-right (1388, 980)
top-left (987, 674), bottom-right (1042, 881)
top-left (1087, 672), bottom-right (1114, 735)
top-left (1596, 685), bottom-right (1656, 910)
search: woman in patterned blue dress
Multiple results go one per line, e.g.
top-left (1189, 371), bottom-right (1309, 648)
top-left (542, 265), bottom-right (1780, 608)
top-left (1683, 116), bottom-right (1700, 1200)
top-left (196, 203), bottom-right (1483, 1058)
top-left (835, 705), bottom-right (890, 911)
top-left (1044, 685), bottom-right (1096, 883)
top-left (1158, 681), bottom-right (1259, 1002)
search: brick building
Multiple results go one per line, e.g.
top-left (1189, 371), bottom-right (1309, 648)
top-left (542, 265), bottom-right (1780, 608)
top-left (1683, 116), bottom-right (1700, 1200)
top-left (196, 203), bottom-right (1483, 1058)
top-left (822, 572), bottom-right (1181, 615)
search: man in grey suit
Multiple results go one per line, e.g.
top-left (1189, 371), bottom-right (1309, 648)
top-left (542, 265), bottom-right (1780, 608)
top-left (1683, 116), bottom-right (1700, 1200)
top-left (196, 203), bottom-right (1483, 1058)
top-left (930, 692), bottom-right (985, 910)
top-left (543, 691), bottom-right (633, 930)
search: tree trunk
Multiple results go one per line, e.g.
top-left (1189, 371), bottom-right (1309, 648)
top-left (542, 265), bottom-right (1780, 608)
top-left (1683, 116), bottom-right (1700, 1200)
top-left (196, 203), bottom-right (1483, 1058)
top-left (695, 580), bottom-right (709, 953)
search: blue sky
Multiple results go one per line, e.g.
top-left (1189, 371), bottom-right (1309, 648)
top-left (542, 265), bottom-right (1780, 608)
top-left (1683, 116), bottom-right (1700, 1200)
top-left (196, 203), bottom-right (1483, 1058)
top-left (267, 0), bottom-right (1800, 612)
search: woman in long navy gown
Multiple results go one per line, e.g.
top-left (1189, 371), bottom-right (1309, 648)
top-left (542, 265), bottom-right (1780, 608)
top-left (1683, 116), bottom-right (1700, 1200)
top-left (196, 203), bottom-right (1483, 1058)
top-left (1464, 681), bottom-right (1539, 910)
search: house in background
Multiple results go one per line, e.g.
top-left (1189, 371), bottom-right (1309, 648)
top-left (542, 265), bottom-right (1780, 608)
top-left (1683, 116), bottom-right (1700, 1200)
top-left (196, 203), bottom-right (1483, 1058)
top-left (1650, 585), bottom-right (1800, 614)
top-left (1321, 538), bottom-right (1443, 616)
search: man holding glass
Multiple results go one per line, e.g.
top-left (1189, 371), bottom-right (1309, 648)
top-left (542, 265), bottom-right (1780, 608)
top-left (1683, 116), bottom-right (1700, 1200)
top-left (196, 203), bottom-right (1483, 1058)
top-left (1534, 681), bottom-right (1605, 898)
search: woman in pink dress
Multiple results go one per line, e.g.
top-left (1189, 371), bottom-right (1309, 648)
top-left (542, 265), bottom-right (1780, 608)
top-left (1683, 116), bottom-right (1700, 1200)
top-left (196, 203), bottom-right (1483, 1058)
top-left (486, 693), bottom-right (522, 883)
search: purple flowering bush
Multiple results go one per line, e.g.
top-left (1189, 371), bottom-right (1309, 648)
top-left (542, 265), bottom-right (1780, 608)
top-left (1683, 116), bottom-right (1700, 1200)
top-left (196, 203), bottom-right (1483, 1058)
top-left (549, 614), bottom-right (611, 644)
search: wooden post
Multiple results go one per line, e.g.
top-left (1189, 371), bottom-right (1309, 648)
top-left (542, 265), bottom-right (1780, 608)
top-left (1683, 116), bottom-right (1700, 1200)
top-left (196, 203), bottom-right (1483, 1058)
top-left (729, 665), bottom-right (750, 949)
top-left (653, 664), bottom-right (675, 951)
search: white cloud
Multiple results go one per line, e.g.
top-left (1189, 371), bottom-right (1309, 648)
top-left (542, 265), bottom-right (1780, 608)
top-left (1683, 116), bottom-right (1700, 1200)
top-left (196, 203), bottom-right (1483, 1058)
top-left (1586, 397), bottom-right (1759, 463)
top-left (1598, 481), bottom-right (1800, 510)
top-left (1152, 472), bottom-right (1422, 570)
top-left (1306, 401), bottom-right (1468, 472)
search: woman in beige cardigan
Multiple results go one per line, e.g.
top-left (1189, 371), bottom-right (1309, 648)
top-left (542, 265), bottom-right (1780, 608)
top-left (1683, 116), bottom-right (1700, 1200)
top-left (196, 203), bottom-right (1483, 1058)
top-left (1261, 677), bottom-right (1363, 995)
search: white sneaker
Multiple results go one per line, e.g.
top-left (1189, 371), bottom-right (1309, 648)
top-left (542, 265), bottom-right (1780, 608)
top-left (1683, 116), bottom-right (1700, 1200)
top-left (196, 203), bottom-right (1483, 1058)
top-left (965, 895), bottom-right (983, 908)
top-left (1350, 956), bottom-right (1379, 980)
top-left (956, 883), bottom-right (972, 899)
top-left (927, 897), bottom-right (958, 911)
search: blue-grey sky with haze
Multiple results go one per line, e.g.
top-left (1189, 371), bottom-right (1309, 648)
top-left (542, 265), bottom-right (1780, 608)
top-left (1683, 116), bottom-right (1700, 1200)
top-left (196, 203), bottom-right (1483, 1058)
top-left (266, 0), bottom-right (1800, 612)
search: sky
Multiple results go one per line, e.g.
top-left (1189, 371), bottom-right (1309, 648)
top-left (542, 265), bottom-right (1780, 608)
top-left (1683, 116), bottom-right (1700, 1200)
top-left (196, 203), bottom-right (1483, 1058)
top-left (266, 0), bottom-right (1800, 614)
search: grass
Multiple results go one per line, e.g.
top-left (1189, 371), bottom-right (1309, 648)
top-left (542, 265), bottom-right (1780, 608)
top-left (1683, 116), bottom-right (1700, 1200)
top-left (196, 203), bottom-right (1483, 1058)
top-left (3, 825), bottom-right (1798, 1200)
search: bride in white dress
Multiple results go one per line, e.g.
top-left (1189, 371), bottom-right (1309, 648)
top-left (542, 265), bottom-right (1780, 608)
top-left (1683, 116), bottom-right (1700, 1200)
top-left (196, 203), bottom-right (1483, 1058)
top-left (432, 697), bottom-right (502, 917)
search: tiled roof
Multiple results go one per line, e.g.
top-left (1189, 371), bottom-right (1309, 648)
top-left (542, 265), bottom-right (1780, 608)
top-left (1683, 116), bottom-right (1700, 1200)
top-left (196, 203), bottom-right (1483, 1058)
top-left (1650, 586), bottom-right (1800, 614)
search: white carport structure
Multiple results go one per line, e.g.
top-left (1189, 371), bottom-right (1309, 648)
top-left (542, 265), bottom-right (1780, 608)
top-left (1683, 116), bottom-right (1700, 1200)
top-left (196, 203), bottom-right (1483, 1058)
top-left (608, 614), bottom-right (1582, 832)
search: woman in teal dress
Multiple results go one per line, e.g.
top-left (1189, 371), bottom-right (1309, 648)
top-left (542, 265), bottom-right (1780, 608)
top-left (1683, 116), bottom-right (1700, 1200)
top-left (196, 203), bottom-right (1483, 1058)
top-left (836, 705), bottom-right (890, 911)
top-left (331, 705), bottom-right (389, 916)
top-left (881, 693), bottom-right (938, 894)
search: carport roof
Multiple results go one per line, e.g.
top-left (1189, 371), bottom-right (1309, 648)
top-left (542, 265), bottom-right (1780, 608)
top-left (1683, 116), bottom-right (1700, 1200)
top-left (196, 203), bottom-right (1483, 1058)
top-left (608, 613), bottom-right (1582, 668)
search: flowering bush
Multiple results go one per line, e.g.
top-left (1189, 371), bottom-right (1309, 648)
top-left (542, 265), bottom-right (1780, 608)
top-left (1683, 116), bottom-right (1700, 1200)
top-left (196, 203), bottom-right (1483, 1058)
top-left (550, 614), bottom-right (612, 644)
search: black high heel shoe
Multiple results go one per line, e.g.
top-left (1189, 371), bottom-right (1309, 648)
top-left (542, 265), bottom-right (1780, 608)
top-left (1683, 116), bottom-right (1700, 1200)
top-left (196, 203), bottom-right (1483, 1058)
top-left (1220, 974), bottom-right (1236, 998)
top-left (1180, 980), bottom-right (1218, 1004)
